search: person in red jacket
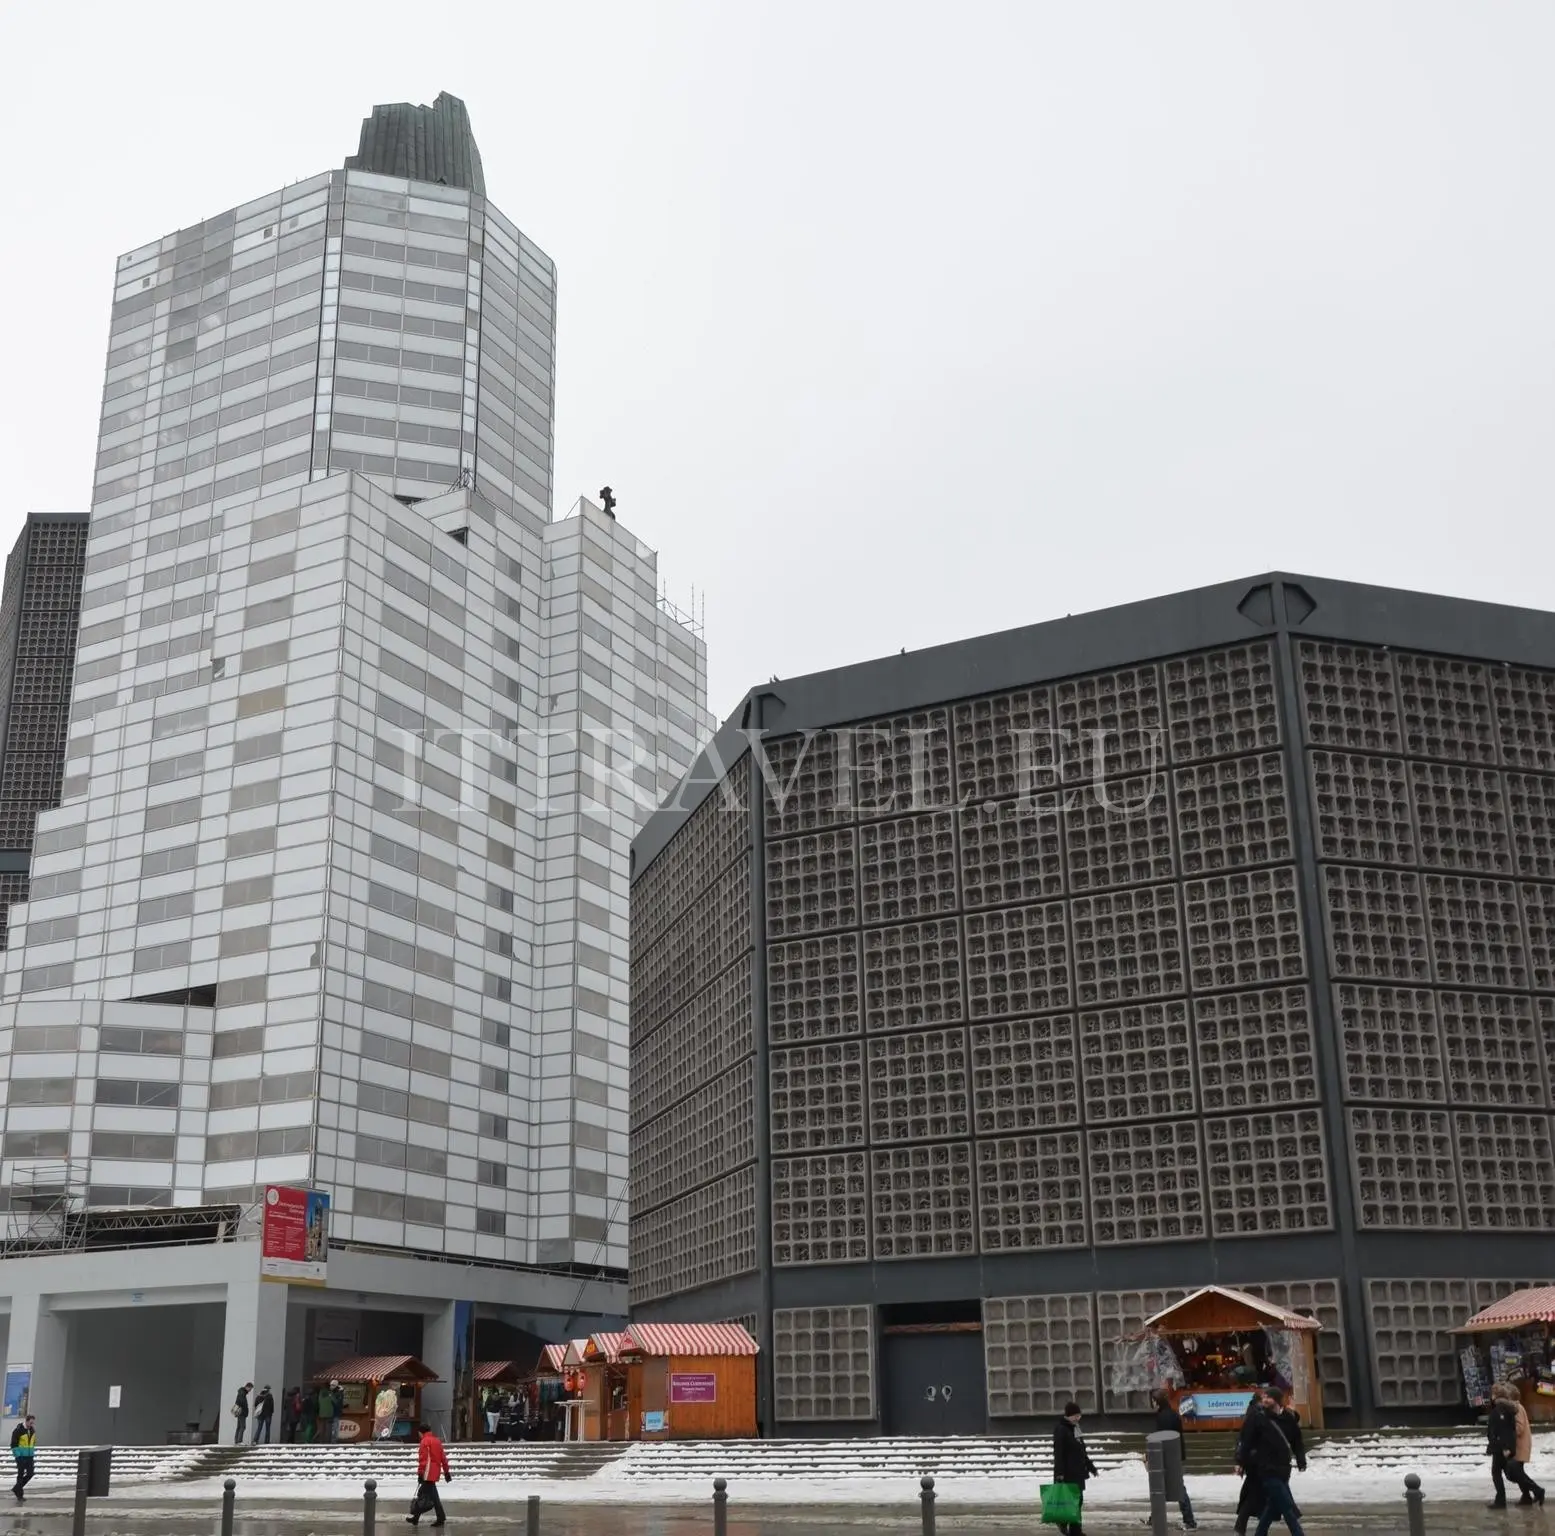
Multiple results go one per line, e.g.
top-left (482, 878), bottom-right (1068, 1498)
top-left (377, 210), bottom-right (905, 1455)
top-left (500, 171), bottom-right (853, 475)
top-left (408, 1424), bottom-right (451, 1527)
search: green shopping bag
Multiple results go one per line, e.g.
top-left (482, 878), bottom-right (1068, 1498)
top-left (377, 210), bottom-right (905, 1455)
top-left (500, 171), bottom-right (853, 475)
top-left (1040, 1481), bottom-right (1082, 1525)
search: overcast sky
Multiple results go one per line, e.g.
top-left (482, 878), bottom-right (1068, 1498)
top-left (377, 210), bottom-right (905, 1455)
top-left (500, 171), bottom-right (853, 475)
top-left (2, 1), bottom-right (1551, 723)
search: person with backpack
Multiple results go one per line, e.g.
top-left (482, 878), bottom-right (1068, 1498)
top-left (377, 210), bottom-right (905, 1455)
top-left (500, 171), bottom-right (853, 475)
top-left (232, 1383), bottom-right (252, 1445)
top-left (408, 1422), bottom-right (452, 1527)
top-left (10, 1416), bottom-right (36, 1502)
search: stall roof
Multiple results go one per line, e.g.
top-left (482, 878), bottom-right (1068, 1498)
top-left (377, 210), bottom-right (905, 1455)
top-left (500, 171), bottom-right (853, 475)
top-left (561, 1338), bottom-right (592, 1367)
top-left (473, 1360), bottom-right (523, 1385)
top-left (622, 1322), bottom-right (760, 1357)
top-left (1456, 1286), bottom-right (1555, 1334)
top-left (1142, 1286), bottom-right (1323, 1334)
top-left (309, 1354), bottom-right (440, 1385)
top-left (583, 1331), bottom-right (630, 1364)
top-left (533, 1343), bottom-right (568, 1376)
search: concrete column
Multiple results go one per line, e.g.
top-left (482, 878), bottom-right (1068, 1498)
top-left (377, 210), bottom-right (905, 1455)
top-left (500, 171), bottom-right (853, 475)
top-left (3, 1293), bottom-right (66, 1439)
top-left (420, 1301), bottom-right (457, 1435)
top-left (221, 1278), bottom-right (287, 1439)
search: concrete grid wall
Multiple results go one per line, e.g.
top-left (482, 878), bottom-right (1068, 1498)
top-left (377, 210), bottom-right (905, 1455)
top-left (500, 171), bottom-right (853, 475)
top-left (629, 584), bottom-right (1555, 1420)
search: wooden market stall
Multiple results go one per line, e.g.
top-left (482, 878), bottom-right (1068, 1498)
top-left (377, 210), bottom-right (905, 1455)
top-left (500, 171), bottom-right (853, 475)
top-left (309, 1354), bottom-right (440, 1441)
top-left (1455, 1286), bottom-right (1555, 1424)
top-left (620, 1321), bottom-right (759, 1441)
top-left (557, 1339), bottom-right (593, 1442)
top-left (473, 1361), bottom-right (523, 1440)
top-left (523, 1343), bottom-right (569, 1441)
top-left (1137, 1287), bottom-right (1324, 1432)
top-left (579, 1332), bottom-right (631, 1441)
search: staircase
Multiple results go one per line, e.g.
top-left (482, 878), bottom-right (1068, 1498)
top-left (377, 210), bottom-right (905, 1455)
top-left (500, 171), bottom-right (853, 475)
top-left (14, 1425), bottom-right (1544, 1491)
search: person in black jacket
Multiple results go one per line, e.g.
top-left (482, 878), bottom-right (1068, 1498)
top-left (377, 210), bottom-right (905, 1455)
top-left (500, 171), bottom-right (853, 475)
top-left (1233, 1397), bottom-right (1265, 1536)
top-left (1245, 1401), bottom-right (1306, 1536)
top-left (1052, 1401), bottom-right (1099, 1536)
top-left (1151, 1390), bottom-right (1199, 1530)
top-left (252, 1386), bottom-right (275, 1444)
top-left (1488, 1382), bottom-right (1546, 1508)
top-left (232, 1383), bottom-right (252, 1446)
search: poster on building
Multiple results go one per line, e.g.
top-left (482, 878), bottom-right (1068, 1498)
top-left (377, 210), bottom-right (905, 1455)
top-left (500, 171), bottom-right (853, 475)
top-left (669, 1372), bottom-right (716, 1404)
top-left (259, 1185), bottom-right (330, 1285)
top-left (2, 1368), bottom-right (30, 1419)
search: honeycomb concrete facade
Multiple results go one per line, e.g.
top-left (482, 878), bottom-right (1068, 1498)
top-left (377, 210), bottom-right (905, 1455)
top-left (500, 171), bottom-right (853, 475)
top-left (629, 574), bottom-right (1555, 1430)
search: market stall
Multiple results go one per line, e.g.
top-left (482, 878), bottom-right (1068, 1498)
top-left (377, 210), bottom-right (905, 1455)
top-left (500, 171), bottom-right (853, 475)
top-left (1455, 1286), bottom-right (1555, 1424)
top-left (308, 1354), bottom-right (440, 1441)
top-left (522, 1343), bottom-right (569, 1441)
top-left (1128, 1286), bottom-right (1324, 1432)
top-left (620, 1321), bottom-right (759, 1441)
top-left (579, 1332), bottom-right (631, 1441)
top-left (473, 1361), bottom-right (523, 1439)
top-left (558, 1340), bottom-right (591, 1441)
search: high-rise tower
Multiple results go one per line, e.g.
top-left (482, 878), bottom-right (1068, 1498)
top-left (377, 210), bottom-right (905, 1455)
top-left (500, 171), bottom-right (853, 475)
top-left (0, 95), bottom-right (711, 1441)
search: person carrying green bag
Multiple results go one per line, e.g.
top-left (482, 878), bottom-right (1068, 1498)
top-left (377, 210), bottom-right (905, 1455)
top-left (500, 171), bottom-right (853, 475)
top-left (1045, 1400), bottom-right (1099, 1535)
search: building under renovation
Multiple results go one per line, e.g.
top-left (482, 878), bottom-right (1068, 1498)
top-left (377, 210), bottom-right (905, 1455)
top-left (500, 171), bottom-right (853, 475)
top-left (628, 572), bottom-right (1555, 1431)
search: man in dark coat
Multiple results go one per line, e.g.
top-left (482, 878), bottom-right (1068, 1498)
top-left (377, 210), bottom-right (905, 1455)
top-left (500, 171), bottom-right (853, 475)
top-left (1152, 1390), bottom-right (1199, 1529)
top-left (232, 1383), bottom-right (252, 1445)
top-left (1489, 1382), bottom-right (1547, 1508)
top-left (1233, 1395), bottom-right (1265, 1535)
top-left (1244, 1400), bottom-right (1306, 1536)
top-left (252, 1385), bottom-right (275, 1444)
top-left (1052, 1400), bottom-right (1099, 1536)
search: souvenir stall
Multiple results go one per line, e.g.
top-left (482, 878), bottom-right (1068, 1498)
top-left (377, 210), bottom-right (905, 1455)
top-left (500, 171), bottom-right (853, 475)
top-left (308, 1354), bottom-right (440, 1441)
top-left (473, 1361), bottom-right (523, 1439)
top-left (1126, 1287), bottom-right (1324, 1432)
top-left (620, 1321), bottom-right (759, 1441)
top-left (579, 1332), bottom-right (631, 1441)
top-left (521, 1344), bottom-right (569, 1441)
top-left (557, 1340), bottom-right (592, 1441)
top-left (1455, 1286), bottom-right (1555, 1424)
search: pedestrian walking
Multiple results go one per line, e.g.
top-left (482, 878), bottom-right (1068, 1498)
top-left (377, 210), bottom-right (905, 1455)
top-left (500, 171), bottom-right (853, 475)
top-left (10, 1415), bottom-right (36, 1503)
top-left (279, 1385), bottom-right (297, 1443)
top-left (1233, 1396), bottom-right (1265, 1536)
top-left (408, 1422), bottom-right (452, 1527)
top-left (1244, 1398), bottom-right (1305, 1536)
top-left (331, 1381), bottom-right (346, 1438)
top-left (1263, 1388), bottom-right (1305, 1522)
top-left (1488, 1382), bottom-right (1547, 1508)
top-left (1051, 1400), bottom-right (1099, 1536)
top-left (1150, 1389), bottom-right (1199, 1529)
top-left (252, 1385), bottom-right (275, 1444)
top-left (232, 1382), bottom-right (252, 1445)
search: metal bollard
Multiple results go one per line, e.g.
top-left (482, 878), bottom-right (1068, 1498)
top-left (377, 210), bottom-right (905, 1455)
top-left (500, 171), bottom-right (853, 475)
top-left (526, 1492), bottom-right (541, 1536)
top-left (1404, 1473), bottom-right (1426, 1536)
top-left (1145, 1438), bottom-right (1168, 1536)
top-left (920, 1474), bottom-right (936, 1536)
top-left (713, 1476), bottom-right (728, 1536)
top-left (220, 1477), bottom-right (236, 1536)
top-left (363, 1476), bottom-right (377, 1536)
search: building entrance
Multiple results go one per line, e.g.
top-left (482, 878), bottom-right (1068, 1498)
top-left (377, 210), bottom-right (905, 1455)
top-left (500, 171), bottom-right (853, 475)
top-left (879, 1302), bottom-right (987, 1436)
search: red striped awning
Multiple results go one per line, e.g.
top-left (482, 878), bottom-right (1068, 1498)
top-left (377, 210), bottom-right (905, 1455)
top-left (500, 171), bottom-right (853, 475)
top-left (309, 1354), bottom-right (439, 1385)
top-left (535, 1344), bottom-right (567, 1375)
top-left (473, 1361), bottom-right (522, 1384)
top-left (583, 1331), bottom-right (630, 1363)
top-left (1457, 1286), bottom-right (1555, 1334)
top-left (623, 1322), bottom-right (759, 1358)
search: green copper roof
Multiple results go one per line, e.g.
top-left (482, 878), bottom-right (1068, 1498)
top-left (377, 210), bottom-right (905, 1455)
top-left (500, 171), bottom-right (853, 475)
top-left (344, 91), bottom-right (485, 195)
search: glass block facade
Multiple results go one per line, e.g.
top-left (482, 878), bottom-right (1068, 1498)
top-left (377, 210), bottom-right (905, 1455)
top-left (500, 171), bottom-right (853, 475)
top-left (630, 575), bottom-right (1555, 1425)
top-left (0, 107), bottom-right (711, 1274)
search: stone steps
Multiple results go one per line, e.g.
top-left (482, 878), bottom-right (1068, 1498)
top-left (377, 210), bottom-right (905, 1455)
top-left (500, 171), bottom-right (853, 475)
top-left (17, 1425), bottom-right (1542, 1488)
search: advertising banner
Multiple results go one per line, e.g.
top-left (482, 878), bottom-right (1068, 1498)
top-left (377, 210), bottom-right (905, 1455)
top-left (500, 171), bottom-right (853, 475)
top-left (1179, 1390), bottom-right (1255, 1421)
top-left (669, 1372), bottom-right (717, 1404)
top-left (2, 1368), bottom-right (30, 1419)
top-left (260, 1186), bottom-right (330, 1285)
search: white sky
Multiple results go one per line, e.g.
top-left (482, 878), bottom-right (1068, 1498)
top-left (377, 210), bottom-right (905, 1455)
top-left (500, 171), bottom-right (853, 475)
top-left (2, 1), bottom-right (1551, 723)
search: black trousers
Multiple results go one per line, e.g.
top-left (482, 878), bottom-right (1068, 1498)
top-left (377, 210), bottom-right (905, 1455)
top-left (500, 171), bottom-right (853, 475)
top-left (1060, 1487), bottom-right (1084, 1535)
top-left (12, 1462), bottom-right (34, 1498)
top-left (1493, 1454), bottom-right (1544, 1503)
top-left (411, 1479), bottom-right (446, 1525)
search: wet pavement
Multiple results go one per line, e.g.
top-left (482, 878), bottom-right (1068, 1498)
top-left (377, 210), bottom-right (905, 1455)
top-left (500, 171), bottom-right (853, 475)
top-left (0, 1499), bottom-right (1546, 1535)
